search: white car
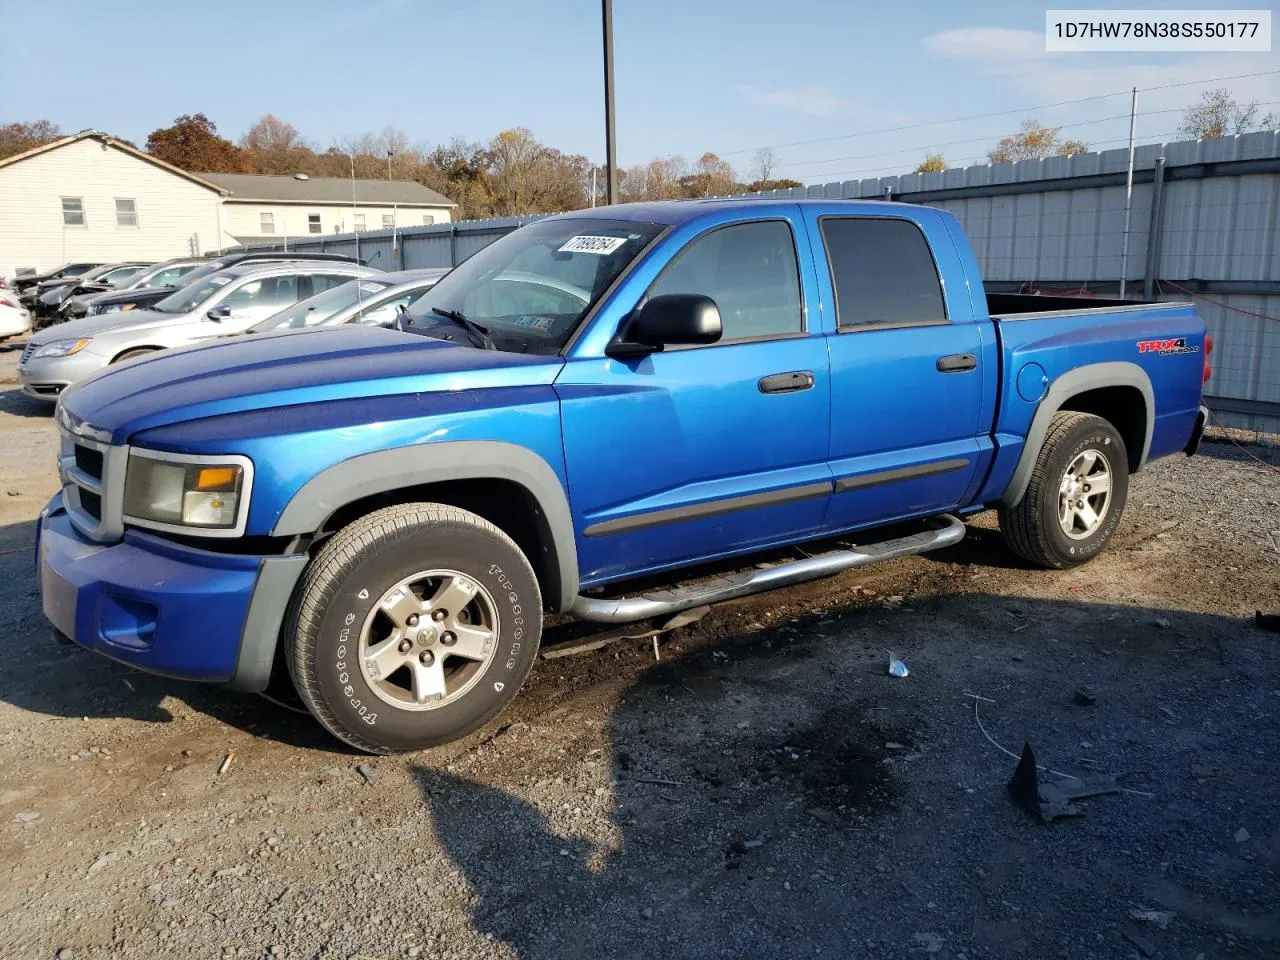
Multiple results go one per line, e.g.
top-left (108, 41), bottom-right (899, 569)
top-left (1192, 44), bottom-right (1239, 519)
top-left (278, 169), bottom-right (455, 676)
top-left (0, 289), bottom-right (32, 340)
top-left (18, 261), bottom-right (377, 400)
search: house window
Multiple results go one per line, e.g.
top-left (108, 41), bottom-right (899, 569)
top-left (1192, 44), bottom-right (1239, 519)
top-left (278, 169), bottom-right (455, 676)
top-left (382, 214), bottom-right (394, 229)
top-left (115, 198), bottom-right (138, 227)
top-left (260, 212), bottom-right (275, 234)
top-left (354, 214), bottom-right (366, 233)
top-left (308, 214), bottom-right (322, 234)
top-left (423, 214), bottom-right (435, 226)
top-left (61, 197), bottom-right (85, 227)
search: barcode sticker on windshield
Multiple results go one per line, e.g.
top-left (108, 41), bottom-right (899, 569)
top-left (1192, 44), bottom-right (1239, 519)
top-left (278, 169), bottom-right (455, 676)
top-left (209, 276), bottom-right (231, 286)
top-left (358, 282), bottom-right (387, 293)
top-left (559, 235), bottom-right (627, 255)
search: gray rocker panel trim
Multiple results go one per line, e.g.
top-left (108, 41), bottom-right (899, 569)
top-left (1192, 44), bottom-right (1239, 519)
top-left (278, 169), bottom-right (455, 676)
top-left (228, 554), bottom-right (310, 692)
top-left (1001, 360), bottom-right (1154, 508)
top-left (271, 440), bottom-right (580, 612)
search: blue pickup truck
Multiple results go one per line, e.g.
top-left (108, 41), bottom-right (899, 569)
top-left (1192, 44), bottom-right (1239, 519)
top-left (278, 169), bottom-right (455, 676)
top-left (37, 199), bottom-right (1211, 753)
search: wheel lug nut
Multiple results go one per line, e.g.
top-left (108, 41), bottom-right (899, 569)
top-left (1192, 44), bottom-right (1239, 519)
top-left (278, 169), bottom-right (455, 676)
top-left (398, 639), bottom-right (412, 654)
top-left (440, 631), bottom-right (456, 647)
top-left (419, 650), bottom-right (434, 666)
top-left (406, 614), bottom-right (419, 626)
top-left (432, 609), bottom-right (448, 622)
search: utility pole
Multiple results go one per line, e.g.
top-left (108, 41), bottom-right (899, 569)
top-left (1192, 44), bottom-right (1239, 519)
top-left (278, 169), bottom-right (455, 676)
top-left (350, 152), bottom-right (360, 263)
top-left (386, 150), bottom-right (393, 181)
top-left (1119, 86), bottom-right (1138, 299)
top-left (602, 0), bottom-right (618, 205)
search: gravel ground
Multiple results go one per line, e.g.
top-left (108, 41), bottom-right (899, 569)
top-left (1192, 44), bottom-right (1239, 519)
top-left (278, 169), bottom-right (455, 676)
top-left (1, 379), bottom-right (1278, 960)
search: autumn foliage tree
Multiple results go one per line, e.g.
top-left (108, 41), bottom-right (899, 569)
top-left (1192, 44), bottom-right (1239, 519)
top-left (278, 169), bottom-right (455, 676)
top-left (146, 114), bottom-right (247, 173)
top-left (0, 120), bottom-right (63, 160)
top-left (986, 120), bottom-right (1088, 163)
top-left (915, 153), bottom-right (946, 173)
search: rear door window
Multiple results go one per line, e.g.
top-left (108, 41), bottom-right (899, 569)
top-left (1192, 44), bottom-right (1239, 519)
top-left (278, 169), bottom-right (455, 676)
top-left (820, 217), bottom-right (946, 329)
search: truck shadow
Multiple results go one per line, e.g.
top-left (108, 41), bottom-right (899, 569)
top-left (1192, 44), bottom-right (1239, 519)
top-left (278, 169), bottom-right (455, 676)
top-left (409, 590), bottom-right (1277, 959)
top-left (0, 386), bottom-right (54, 419)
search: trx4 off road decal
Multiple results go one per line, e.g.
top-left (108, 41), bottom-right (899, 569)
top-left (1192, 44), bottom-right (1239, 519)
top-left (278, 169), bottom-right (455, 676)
top-left (1137, 337), bottom-right (1199, 357)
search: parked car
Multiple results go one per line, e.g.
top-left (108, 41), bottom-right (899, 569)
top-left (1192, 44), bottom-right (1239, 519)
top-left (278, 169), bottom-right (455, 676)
top-left (0, 289), bottom-right (31, 341)
top-left (85, 252), bottom-right (369, 317)
top-left (10, 262), bottom-right (104, 296)
top-left (32, 263), bottom-right (152, 325)
top-left (60, 259), bottom-right (207, 320)
top-left (246, 269), bottom-right (450, 334)
top-left (18, 261), bottom-right (377, 399)
top-left (35, 199), bottom-right (1211, 753)
top-left (21, 262), bottom-right (135, 310)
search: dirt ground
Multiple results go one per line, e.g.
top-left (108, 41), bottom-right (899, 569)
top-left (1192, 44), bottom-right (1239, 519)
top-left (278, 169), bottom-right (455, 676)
top-left (1, 360), bottom-right (1278, 960)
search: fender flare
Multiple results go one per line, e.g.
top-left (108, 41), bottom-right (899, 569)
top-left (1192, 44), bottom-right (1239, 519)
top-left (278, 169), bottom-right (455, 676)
top-left (271, 440), bottom-right (580, 612)
top-left (1001, 361), bottom-right (1154, 508)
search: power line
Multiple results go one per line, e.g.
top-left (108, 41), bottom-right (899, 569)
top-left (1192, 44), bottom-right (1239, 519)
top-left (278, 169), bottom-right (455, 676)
top-left (723, 68), bottom-right (1280, 158)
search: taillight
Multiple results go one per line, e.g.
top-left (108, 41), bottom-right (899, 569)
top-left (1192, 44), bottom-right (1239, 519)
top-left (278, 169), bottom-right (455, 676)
top-left (1203, 334), bottom-right (1214, 384)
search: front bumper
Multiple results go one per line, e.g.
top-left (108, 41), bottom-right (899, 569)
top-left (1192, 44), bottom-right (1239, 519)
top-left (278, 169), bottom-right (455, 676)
top-left (36, 493), bottom-right (307, 691)
top-left (17, 349), bottom-right (108, 401)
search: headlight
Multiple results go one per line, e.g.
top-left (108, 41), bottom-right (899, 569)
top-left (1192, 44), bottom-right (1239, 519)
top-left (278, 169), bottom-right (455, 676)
top-left (123, 452), bottom-right (252, 533)
top-left (32, 338), bottom-right (92, 359)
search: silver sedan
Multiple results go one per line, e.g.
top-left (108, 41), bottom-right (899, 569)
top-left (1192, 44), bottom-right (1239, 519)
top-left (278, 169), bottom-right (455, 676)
top-left (17, 261), bottom-right (376, 401)
top-left (246, 268), bottom-right (449, 334)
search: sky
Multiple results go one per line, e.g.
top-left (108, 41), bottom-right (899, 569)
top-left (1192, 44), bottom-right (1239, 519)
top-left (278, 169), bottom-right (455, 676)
top-left (2, 0), bottom-right (1278, 185)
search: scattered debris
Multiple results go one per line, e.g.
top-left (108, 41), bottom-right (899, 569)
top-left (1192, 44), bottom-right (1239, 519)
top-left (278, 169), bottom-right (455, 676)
top-left (85, 851), bottom-right (120, 877)
top-left (217, 752), bottom-right (234, 775)
top-left (886, 650), bottom-right (909, 678)
top-left (1073, 686), bottom-right (1097, 706)
top-left (356, 763), bottom-right (378, 786)
top-left (13, 811), bottom-right (41, 823)
top-left (742, 835), bottom-right (765, 849)
top-left (1153, 617), bottom-right (1171, 629)
top-left (182, 749), bottom-right (193, 758)
top-left (652, 636), bottom-right (661, 662)
top-left (1129, 908), bottom-right (1175, 930)
top-left (1123, 930), bottom-right (1158, 957)
top-left (1256, 611), bottom-right (1280, 634)
top-left (214, 865), bottom-right (248, 878)
top-left (1157, 704), bottom-right (1178, 721)
top-left (628, 777), bottom-right (683, 788)
top-left (1234, 827), bottom-right (1251, 843)
top-left (1007, 742), bottom-right (1119, 822)
top-left (5, 489), bottom-right (19, 497)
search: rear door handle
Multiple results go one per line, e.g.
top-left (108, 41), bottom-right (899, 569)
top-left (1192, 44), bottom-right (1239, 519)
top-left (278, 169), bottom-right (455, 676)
top-left (758, 370), bottom-right (815, 394)
top-left (936, 353), bottom-right (978, 373)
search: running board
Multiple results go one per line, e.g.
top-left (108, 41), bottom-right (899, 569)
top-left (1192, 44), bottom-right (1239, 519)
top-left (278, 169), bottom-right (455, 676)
top-left (570, 514), bottom-right (966, 624)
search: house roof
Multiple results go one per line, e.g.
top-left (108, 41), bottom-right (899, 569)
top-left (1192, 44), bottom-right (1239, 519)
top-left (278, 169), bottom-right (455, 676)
top-left (0, 130), bottom-right (228, 193)
top-left (199, 173), bottom-right (456, 208)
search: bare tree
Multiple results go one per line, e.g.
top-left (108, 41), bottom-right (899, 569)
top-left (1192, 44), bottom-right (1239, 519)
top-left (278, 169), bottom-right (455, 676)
top-left (1178, 88), bottom-right (1274, 139)
top-left (751, 147), bottom-right (779, 183)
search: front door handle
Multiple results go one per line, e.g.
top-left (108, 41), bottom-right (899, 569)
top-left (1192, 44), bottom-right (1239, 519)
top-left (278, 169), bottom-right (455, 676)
top-left (758, 370), bottom-right (815, 394)
top-left (936, 353), bottom-right (978, 373)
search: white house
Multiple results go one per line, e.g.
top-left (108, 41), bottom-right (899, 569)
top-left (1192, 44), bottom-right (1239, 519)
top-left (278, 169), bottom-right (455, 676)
top-left (0, 130), bottom-right (458, 278)
top-left (0, 131), bottom-right (225, 279)
top-left (200, 173), bottom-right (456, 245)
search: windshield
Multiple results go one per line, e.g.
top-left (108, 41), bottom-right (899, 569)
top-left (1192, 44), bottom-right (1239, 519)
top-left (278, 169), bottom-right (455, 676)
top-left (404, 217), bottom-right (665, 353)
top-left (152, 271), bottom-right (237, 313)
top-left (249, 279), bottom-right (391, 332)
top-left (99, 265), bottom-right (144, 285)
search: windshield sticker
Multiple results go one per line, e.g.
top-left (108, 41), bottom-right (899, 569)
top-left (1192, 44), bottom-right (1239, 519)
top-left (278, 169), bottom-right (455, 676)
top-left (358, 282), bottom-right (388, 294)
top-left (516, 315), bottom-right (555, 332)
top-left (209, 276), bottom-right (231, 286)
top-left (558, 235), bottom-right (627, 255)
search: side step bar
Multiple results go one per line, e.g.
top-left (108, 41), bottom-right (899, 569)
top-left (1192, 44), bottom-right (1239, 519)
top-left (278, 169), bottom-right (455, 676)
top-left (570, 514), bottom-right (966, 624)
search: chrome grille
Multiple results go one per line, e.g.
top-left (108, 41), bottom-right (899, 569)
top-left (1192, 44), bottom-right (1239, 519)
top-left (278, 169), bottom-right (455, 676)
top-left (57, 425), bottom-right (127, 542)
top-left (19, 340), bottom-right (36, 365)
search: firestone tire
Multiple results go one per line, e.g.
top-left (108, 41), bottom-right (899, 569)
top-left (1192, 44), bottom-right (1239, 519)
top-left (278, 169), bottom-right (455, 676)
top-left (285, 503), bottom-right (542, 754)
top-left (999, 411), bottom-right (1130, 569)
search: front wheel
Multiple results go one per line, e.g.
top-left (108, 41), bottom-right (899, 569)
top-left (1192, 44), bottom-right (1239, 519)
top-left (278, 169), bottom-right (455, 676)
top-left (285, 503), bottom-right (542, 753)
top-left (999, 411), bottom-right (1130, 569)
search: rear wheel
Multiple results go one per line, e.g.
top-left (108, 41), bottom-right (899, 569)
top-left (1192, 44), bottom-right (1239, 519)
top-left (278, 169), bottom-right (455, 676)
top-left (285, 503), bottom-right (542, 753)
top-left (999, 411), bottom-right (1129, 569)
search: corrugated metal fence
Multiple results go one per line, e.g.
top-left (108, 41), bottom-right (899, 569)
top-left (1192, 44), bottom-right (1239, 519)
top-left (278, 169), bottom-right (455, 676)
top-left (235, 132), bottom-right (1280, 433)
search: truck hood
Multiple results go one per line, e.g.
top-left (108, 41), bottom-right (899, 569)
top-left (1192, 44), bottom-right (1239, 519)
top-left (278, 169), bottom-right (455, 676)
top-left (58, 325), bottom-right (565, 445)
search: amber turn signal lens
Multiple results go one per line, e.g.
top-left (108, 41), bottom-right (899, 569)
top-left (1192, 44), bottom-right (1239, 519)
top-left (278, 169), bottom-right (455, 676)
top-left (194, 466), bottom-right (240, 490)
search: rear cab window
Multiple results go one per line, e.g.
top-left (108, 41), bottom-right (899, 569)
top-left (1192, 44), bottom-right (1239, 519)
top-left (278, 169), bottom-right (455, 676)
top-left (819, 217), bottom-right (946, 330)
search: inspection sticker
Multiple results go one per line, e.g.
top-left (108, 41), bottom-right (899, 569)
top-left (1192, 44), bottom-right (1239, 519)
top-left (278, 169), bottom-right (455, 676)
top-left (558, 235), bottom-right (627, 255)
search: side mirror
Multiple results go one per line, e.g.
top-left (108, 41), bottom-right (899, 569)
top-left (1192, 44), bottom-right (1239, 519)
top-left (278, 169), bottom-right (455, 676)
top-left (207, 304), bottom-right (232, 321)
top-left (606, 293), bottom-right (722, 360)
